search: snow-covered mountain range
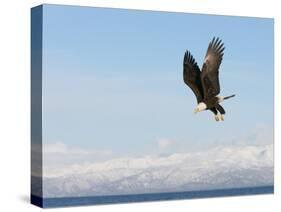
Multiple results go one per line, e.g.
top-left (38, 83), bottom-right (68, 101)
top-left (42, 144), bottom-right (273, 197)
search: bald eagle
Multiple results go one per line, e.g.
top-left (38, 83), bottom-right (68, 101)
top-left (183, 37), bottom-right (235, 121)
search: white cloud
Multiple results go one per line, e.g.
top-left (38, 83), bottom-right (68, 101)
top-left (42, 142), bottom-right (113, 175)
top-left (157, 138), bottom-right (176, 149)
top-left (44, 142), bottom-right (68, 154)
top-left (44, 142), bottom-right (112, 155)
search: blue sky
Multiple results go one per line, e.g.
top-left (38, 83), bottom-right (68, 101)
top-left (42, 4), bottom-right (274, 157)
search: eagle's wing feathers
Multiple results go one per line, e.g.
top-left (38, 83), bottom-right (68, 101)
top-left (201, 37), bottom-right (225, 100)
top-left (183, 50), bottom-right (204, 103)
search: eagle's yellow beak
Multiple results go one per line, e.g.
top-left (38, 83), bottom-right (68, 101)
top-left (194, 108), bottom-right (199, 114)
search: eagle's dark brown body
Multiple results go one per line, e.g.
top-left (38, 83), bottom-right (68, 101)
top-left (206, 96), bottom-right (220, 109)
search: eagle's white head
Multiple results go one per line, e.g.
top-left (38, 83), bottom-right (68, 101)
top-left (194, 102), bottom-right (207, 114)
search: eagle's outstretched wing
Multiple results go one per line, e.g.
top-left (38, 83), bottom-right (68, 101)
top-left (183, 50), bottom-right (204, 103)
top-left (201, 37), bottom-right (225, 100)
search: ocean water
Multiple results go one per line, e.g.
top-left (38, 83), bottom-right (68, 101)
top-left (42, 186), bottom-right (273, 208)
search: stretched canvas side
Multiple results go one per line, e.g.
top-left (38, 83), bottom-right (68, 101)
top-left (31, 5), bottom-right (43, 208)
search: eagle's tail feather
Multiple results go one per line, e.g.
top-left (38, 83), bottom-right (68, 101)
top-left (224, 94), bottom-right (235, 100)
